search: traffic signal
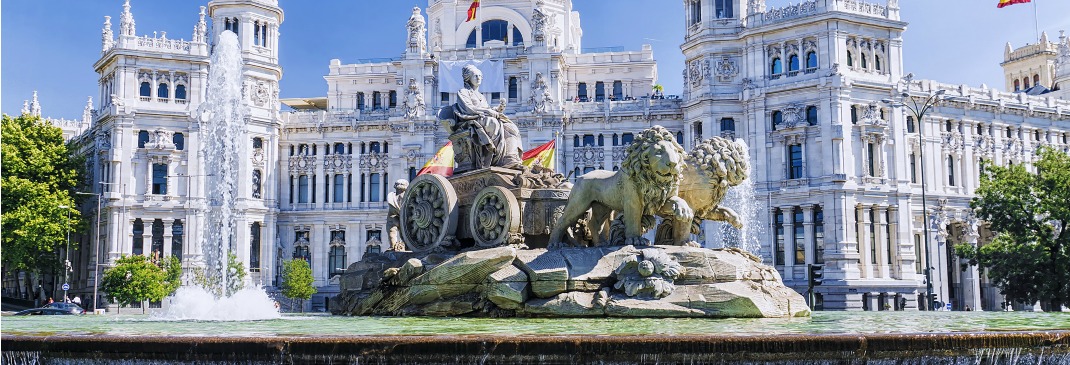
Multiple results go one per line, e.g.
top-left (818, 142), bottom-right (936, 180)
top-left (808, 264), bottom-right (823, 287)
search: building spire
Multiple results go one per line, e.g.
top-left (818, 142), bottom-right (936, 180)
top-left (120, 0), bottom-right (136, 37)
top-left (83, 97), bottom-right (94, 124)
top-left (30, 91), bottom-right (41, 117)
top-left (193, 6), bottom-right (208, 43)
top-left (21, 100), bottom-right (29, 116)
top-left (102, 16), bottom-right (114, 52)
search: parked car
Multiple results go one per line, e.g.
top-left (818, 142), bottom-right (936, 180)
top-left (13, 308), bottom-right (75, 316)
top-left (45, 302), bottom-right (85, 315)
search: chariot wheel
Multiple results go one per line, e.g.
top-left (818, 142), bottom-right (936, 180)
top-left (469, 186), bottom-right (521, 248)
top-left (400, 174), bottom-right (458, 252)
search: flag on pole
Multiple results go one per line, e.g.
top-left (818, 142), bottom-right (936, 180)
top-left (466, 0), bottom-right (481, 22)
top-left (521, 140), bottom-right (556, 170)
top-left (997, 0), bottom-right (1030, 8)
top-left (418, 142), bottom-right (455, 177)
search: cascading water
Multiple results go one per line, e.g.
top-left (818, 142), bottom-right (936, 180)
top-left (710, 139), bottom-right (764, 258)
top-left (156, 31), bottom-right (278, 320)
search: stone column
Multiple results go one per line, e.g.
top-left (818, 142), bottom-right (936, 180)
top-left (868, 291), bottom-right (881, 311)
top-left (857, 204), bottom-right (871, 278)
top-left (888, 206), bottom-right (901, 279)
top-left (962, 221), bottom-right (983, 311)
top-left (876, 206), bottom-right (889, 278)
top-left (781, 207), bottom-right (793, 269)
top-left (162, 220), bottom-right (174, 258)
top-left (802, 204), bottom-right (815, 265)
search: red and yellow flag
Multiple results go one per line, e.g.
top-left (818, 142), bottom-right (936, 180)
top-left (997, 0), bottom-right (1030, 8)
top-left (521, 140), bottom-right (556, 170)
top-left (418, 142), bottom-right (455, 177)
top-left (466, 0), bottom-right (481, 22)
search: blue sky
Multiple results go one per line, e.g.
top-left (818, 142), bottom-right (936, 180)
top-left (3, 0), bottom-right (1068, 119)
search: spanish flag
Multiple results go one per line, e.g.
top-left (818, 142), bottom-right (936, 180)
top-left (418, 142), bottom-right (455, 177)
top-left (521, 140), bottom-right (556, 170)
top-left (997, 0), bottom-right (1030, 8)
top-left (466, 0), bottom-right (480, 22)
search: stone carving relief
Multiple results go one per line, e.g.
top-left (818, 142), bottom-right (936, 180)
top-left (404, 78), bottom-right (425, 120)
top-left (359, 153), bottom-right (390, 171)
top-left (714, 55), bottom-right (738, 82)
top-left (530, 72), bottom-right (554, 114)
top-left (861, 103), bottom-right (885, 126)
top-left (252, 79), bottom-right (269, 107)
top-left (688, 58), bottom-right (705, 89)
top-left (613, 248), bottom-right (684, 298)
top-left (431, 19), bottom-right (442, 51)
top-left (763, 1), bottom-right (817, 22)
top-left (532, 1), bottom-right (548, 43)
top-left (774, 104), bottom-right (806, 130)
top-left (145, 130), bottom-right (175, 150)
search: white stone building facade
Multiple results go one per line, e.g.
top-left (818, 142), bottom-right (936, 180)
top-left (60, 0), bottom-right (1070, 311)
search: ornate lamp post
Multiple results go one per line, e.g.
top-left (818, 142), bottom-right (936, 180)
top-left (59, 204), bottom-right (71, 301)
top-left (883, 85), bottom-right (946, 311)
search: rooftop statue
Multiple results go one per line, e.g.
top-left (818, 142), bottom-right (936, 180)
top-left (438, 65), bottom-right (524, 174)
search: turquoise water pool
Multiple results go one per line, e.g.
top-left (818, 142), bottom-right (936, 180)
top-left (3, 311), bottom-right (1068, 337)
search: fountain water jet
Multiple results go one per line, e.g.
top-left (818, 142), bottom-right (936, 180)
top-left (156, 31), bottom-right (278, 320)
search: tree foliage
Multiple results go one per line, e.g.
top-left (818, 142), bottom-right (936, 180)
top-left (956, 147), bottom-right (1070, 310)
top-left (281, 259), bottom-right (316, 312)
top-left (192, 253), bottom-right (248, 297)
top-left (1, 114), bottom-right (85, 294)
top-left (101, 255), bottom-right (182, 307)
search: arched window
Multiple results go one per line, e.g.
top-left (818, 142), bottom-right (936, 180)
top-left (806, 106), bottom-right (818, 125)
top-left (356, 92), bottom-right (365, 110)
top-left (157, 83), bottom-right (169, 99)
top-left (771, 58), bottom-right (783, 74)
top-left (466, 30), bottom-right (477, 48)
top-left (372, 91), bottom-right (382, 109)
top-left (1023, 78), bottom-right (1030, 89)
top-left (597, 134), bottom-right (604, 146)
top-left (676, 131), bottom-right (684, 144)
top-left (1034, 74), bottom-right (1041, 87)
top-left (508, 77), bottom-right (518, 100)
top-left (140, 82), bottom-right (151, 97)
top-left (138, 130), bottom-right (149, 148)
top-left (481, 19), bottom-right (509, 44)
top-left (175, 84), bottom-right (187, 100)
top-left (151, 219), bottom-right (165, 257)
top-left (573, 135), bottom-right (579, 147)
top-left (788, 55), bottom-right (800, 72)
top-left (720, 118), bottom-right (735, 132)
top-left (907, 116), bottom-right (916, 133)
top-left (389, 90), bottom-right (397, 108)
top-left (512, 26), bottom-right (524, 46)
top-left (173, 132), bottom-right (184, 151)
top-left (847, 51), bottom-right (854, 67)
top-left (369, 142), bottom-right (381, 153)
top-left (578, 82), bottom-right (588, 101)
top-left (874, 55), bottom-right (882, 71)
top-left (613, 133), bottom-right (619, 146)
top-left (1014, 79), bottom-right (1021, 92)
top-left (772, 111), bottom-right (783, 130)
top-left (621, 133), bottom-right (633, 145)
top-left (333, 143), bottom-right (345, 154)
top-left (861, 54), bottom-right (868, 69)
top-left (806, 51), bottom-right (818, 69)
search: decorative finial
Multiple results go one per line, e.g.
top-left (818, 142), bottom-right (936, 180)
top-left (120, 0), bottom-right (136, 36)
top-left (193, 6), bottom-right (208, 43)
top-left (21, 100), bottom-right (29, 116)
top-left (30, 91), bottom-right (41, 117)
top-left (83, 97), bottom-right (94, 124)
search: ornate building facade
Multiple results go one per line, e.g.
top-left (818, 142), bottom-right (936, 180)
top-left (57, 0), bottom-right (1069, 311)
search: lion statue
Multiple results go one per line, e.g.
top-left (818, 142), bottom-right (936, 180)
top-left (654, 136), bottom-right (750, 245)
top-left (548, 126), bottom-right (693, 248)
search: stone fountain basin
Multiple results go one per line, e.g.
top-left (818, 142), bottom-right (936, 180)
top-left (4, 331), bottom-right (1068, 364)
top-left (333, 245), bottom-right (810, 318)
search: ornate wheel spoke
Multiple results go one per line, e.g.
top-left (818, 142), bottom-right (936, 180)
top-left (470, 186), bottom-right (521, 248)
top-left (400, 174), bottom-right (458, 252)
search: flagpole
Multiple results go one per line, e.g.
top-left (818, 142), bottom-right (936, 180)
top-left (1033, 0), bottom-right (1040, 42)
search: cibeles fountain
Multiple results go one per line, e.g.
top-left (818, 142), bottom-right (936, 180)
top-left (332, 64), bottom-right (809, 318)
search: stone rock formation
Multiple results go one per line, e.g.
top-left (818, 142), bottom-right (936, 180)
top-left (331, 245), bottom-right (810, 318)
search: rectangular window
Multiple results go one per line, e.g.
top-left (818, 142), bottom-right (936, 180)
top-left (440, 92), bottom-right (449, 104)
top-left (508, 77), bottom-right (518, 101)
top-left (886, 210), bottom-right (893, 265)
top-left (715, 0), bottom-right (734, 18)
top-left (794, 208), bottom-right (805, 265)
top-left (910, 153), bottom-right (917, 183)
top-left (851, 105), bottom-right (858, 124)
top-left (690, 0), bottom-right (702, 25)
top-left (582, 134), bottom-right (595, 147)
top-left (595, 81), bottom-right (605, 101)
top-left (373, 91), bottom-right (382, 109)
top-left (347, 173), bottom-right (353, 203)
top-left (289, 176), bottom-right (294, 204)
top-left (171, 220), bottom-right (183, 261)
top-left (867, 143), bottom-right (876, 177)
top-left (948, 157), bottom-right (955, 186)
top-left (298, 175), bottom-right (309, 203)
top-left (578, 83), bottom-right (588, 101)
top-left (907, 117), bottom-right (916, 133)
top-left (132, 219), bottom-right (144, 256)
top-left (370, 173), bottom-right (381, 202)
top-left (334, 174), bottom-right (345, 203)
top-left (250, 222), bottom-right (261, 269)
top-left (357, 92), bottom-right (365, 110)
top-left (389, 90), bottom-right (397, 108)
top-left (914, 234), bottom-right (923, 274)
top-left (869, 209), bottom-right (877, 265)
top-left (491, 92), bottom-right (501, 102)
top-left (360, 174), bottom-right (366, 202)
top-left (311, 175), bottom-right (317, 203)
top-left (151, 164), bottom-right (168, 195)
top-left (612, 81), bottom-right (623, 100)
top-left (814, 207), bottom-right (824, 264)
top-left (774, 209), bottom-right (785, 265)
top-left (788, 144), bottom-right (803, 179)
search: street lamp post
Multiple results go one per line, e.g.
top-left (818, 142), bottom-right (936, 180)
top-left (883, 86), bottom-right (946, 311)
top-left (59, 204), bottom-right (71, 301)
top-left (79, 181), bottom-right (118, 312)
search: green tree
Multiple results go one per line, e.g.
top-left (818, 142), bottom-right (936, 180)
top-left (956, 147), bottom-right (1070, 311)
top-left (1, 113), bottom-right (85, 299)
top-left (192, 253), bottom-right (248, 297)
top-left (281, 259), bottom-right (316, 312)
top-left (101, 255), bottom-right (182, 312)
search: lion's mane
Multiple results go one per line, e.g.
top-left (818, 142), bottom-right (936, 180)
top-left (621, 126), bottom-right (686, 216)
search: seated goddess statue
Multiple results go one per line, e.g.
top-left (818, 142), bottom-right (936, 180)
top-left (438, 65), bottom-right (523, 172)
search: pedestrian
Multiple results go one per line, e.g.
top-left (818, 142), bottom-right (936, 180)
top-left (72, 296), bottom-right (82, 306)
top-left (965, 305), bottom-right (972, 311)
top-left (47, 297), bottom-right (54, 305)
